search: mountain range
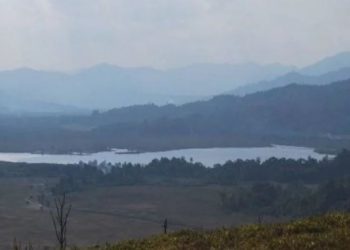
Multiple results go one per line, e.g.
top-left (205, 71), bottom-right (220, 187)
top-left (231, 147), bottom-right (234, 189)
top-left (89, 78), bottom-right (350, 151)
top-left (1, 77), bottom-right (349, 153)
top-left (0, 63), bottom-right (293, 114)
top-left (0, 51), bottom-right (350, 114)
top-left (231, 67), bottom-right (350, 96)
top-left (230, 51), bottom-right (350, 96)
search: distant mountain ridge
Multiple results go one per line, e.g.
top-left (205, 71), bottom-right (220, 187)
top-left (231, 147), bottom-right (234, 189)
top-left (0, 92), bottom-right (86, 115)
top-left (301, 51), bottom-right (350, 75)
top-left (0, 62), bottom-right (294, 112)
top-left (230, 52), bottom-right (350, 96)
top-left (231, 67), bottom-right (350, 96)
top-left (1, 51), bottom-right (350, 113)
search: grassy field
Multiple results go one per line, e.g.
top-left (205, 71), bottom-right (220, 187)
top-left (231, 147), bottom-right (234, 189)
top-left (85, 213), bottom-right (350, 250)
top-left (0, 178), bottom-right (277, 249)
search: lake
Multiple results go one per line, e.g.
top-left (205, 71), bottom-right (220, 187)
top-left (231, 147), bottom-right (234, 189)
top-left (0, 145), bottom-right (329, 166)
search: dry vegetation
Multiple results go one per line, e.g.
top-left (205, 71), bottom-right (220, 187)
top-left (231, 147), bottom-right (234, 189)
top-left (85, 213), bottom-right (350, 250)
top-left (0, 178), bottom-right (260, 249)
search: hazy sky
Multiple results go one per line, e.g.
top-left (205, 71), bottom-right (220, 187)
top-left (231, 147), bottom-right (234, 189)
top-left (0, 0), bottom-right (349, 70)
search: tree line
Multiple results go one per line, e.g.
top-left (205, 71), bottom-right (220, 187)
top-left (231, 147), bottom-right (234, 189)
top-left (44, 149), bottom-right (349, 193)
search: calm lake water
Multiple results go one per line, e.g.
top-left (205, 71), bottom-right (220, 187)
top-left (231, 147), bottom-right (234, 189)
top-left (0, 145), bottom-right (329, 166)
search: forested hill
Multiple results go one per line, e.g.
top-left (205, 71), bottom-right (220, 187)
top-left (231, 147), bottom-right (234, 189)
top-left (0, 79), bottom-right (350, 152)
top-left (96, 78), bottom-right (350, 128)
top-left (89, 78), bottom-right (350, 151)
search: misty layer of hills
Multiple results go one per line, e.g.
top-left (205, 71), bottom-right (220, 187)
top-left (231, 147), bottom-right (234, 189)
top-left (0, 63), bottom-right (293, 114)
top-left (1, 51), bottom-right (350, 115)
top-left (0, 77), bottom-right (349, 153)
top-left (231, 51), bottom-right (350, 95)
top-left (231, 67), bottom-right (350, 96)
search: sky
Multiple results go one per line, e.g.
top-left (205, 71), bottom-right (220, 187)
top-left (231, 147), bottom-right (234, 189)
top-left (0, 0), bottom-right (349, 70)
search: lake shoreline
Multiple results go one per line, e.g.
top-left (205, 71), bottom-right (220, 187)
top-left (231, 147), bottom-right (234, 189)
top-left (0, 145), bottom-right (331, 167)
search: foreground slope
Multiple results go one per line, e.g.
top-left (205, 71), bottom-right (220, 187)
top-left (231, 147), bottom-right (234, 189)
top-left (87, 213), bottom-right (350, 250)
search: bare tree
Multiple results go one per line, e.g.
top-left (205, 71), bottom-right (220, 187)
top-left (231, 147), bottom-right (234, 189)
top-left (50, 193), bottom-right (72, 250)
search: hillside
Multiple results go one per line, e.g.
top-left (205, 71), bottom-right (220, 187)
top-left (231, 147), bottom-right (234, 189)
top-left (0, 78), bottom-right (350, 153)
top-left (85, 213), bottom-right (350, 250)
top-left (96, 78), bottom-right (350, 130)
top-left (89, 79), bottom-right (350, 151)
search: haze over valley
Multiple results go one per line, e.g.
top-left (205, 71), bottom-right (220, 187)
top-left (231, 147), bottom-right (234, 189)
top-left (1, 51), bottom-right (350, 114)
top-left (1, 1), bottom-right (350, 249)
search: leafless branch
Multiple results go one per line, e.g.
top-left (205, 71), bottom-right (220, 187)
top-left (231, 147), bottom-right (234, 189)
top-left (50, 192), bottom-right (72, 250)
